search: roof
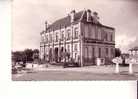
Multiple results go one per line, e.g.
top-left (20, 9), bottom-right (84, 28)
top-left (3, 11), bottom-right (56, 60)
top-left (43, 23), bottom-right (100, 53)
top-left (129, 46), bottom-right (138, 51)
top-left (47, 11), bottom-right (84, 32)
top-left (46, 10), bottom-right (114, 32)
top-left (101, 25), bottom-right (115, 30)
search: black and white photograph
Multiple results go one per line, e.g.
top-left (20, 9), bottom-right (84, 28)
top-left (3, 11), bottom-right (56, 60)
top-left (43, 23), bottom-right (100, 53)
top-left (0, 0), bottom-right (137, 99)
top-left (11, 0), bottom-right (138, 81)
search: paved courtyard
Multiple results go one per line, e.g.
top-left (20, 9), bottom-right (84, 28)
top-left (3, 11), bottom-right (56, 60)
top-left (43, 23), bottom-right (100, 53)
top-left (12, 65), bottom-right (138, 81)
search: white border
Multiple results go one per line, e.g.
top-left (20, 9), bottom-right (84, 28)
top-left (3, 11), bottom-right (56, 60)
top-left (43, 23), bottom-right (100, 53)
top-left (0, 1), bottom-right (137, 99)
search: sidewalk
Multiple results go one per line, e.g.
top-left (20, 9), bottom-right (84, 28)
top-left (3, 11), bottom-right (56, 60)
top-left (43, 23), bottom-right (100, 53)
top-left (15, 63), bottom-right (138, 75)
top-left (32, 65), bottom-right (130, 74)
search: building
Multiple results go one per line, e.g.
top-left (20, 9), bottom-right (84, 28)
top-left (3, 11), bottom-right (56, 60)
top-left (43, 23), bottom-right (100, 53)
top-left (129, 46), bottom-right (138, 58)
top-left (40, 9), bottom-right (115, 66)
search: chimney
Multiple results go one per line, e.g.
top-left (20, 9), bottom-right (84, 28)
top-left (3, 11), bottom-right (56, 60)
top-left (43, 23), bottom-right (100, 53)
top-left (93, 11), bottom-right (99, 23)
top-left (87, 9), bottom-right (92, 22)
top-left (45, 21), bottom-right (48, 32)
top-left (70, 10), bottom-right (75, 23)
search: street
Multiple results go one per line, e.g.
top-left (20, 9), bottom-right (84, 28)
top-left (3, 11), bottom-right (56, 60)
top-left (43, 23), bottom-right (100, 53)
top-left (12, 65), bottom-right (138, 81)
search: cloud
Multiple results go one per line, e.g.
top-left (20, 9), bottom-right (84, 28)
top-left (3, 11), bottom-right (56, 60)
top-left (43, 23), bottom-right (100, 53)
top-left (116, 34), bottom-right (136, 52)
top-left (12, 0), bottom-right (138, 52)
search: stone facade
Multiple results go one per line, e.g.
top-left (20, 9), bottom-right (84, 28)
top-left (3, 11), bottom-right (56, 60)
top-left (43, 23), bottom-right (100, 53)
top-left (40, 9), bottom-right (115, 66)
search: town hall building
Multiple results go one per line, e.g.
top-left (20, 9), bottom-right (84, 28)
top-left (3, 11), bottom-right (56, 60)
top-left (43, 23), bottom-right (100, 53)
top-left (40, 9), bottom-right (115, 66)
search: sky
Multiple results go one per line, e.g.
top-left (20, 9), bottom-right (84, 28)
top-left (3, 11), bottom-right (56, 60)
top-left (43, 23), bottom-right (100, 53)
top-left (12, 0), bottom-right (138, 53)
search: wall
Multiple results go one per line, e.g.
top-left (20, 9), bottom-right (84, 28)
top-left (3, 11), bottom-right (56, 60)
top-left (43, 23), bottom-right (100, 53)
top-left (40, 22), bottom-right (81, 63)
top-left (81, 23), bottom-right (115, 65)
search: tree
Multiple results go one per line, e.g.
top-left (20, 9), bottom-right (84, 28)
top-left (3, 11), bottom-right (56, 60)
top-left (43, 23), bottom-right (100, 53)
top-left (33, 49), bottom-right (39, 53)
top-left (12, 49), bottom-right (40, 64)
top-left (33, 49), bottom-right (39, 59)
top-left (12, 51), bottom-right (23, 62)
top-left (24, 49), bottom-right (33, 62)
top-left (115, 48), bottom-right (121, 57)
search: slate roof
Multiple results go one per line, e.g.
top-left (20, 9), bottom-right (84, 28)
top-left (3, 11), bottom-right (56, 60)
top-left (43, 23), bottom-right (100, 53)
top-left (47, 11), bottom-right (84, 32)
top-left (46, 10), bottom-right (114, 32)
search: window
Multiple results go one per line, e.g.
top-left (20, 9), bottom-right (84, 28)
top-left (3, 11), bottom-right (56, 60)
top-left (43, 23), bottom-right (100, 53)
top-left (61, 31), bottom-right (64, 41)
top-left (98, 47), bottom-right (101, 58)
top-left (45, 35), bottom-right (48, 43)
top-left (75, 53), bottom-right (77, 61)
top-left (67, 29), bottom-right (71, 40)
top-left (101, 30), bottom-right (104, 40)
top-left (49, 34), bottom-right (52, 43)
top-left (55, 32), bottom-right (58, 42)
top-left (98, 28), bottom-right (101, 40)
top-left (67, 45), bottom-right (70, 52)
top-left (85, 26), bottom-right (89, 38)
top-left (105, 48), bottom-right (108, 56)
top-left (88, 25), bottom-right (91, 38)
top-left (111, 48), bottom-right (114, 57)
top-left (105, 33), bottom-right (108, 41)
top-left (92, 47), bottom-right (95, 57)
top-left (110, 34), bottom-right (113, 41)
top-left (74, 44), bottom-right (77, 51)
top-left (85, 47), bottom-right (89, 58)
top-left (95, 26), bottom-right (98, 39)
top-left (41, 34), bottom-right (45, 42)
top-left (74, 27), bottom-right (78, 39)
